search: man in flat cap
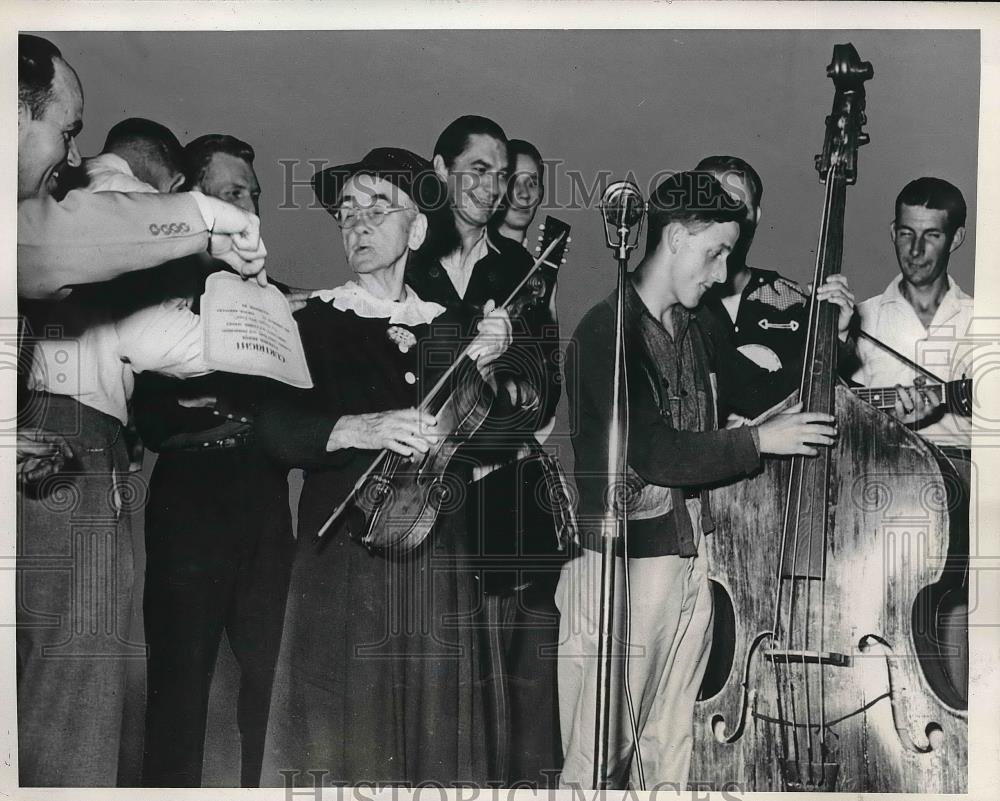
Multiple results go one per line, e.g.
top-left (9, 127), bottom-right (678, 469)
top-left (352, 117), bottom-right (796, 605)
top-left (557, 171), bottom-right (854, 790)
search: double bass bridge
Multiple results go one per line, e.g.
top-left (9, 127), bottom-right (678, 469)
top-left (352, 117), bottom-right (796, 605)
top-left (764, 648), bottom-right (851, 667)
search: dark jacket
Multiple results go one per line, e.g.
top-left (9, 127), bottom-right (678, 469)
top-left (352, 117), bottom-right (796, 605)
top-left (703, 266), bottom-right (809, 375)
top-left (569, 279), bottom-right (799, 558)
top-left (131, 255), bottom-right (295, 450)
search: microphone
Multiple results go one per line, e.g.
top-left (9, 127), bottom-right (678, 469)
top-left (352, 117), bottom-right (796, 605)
top-left (600, 181), bottom-right (645, 228)
top-left (598, 180), bottom-right (646, 260)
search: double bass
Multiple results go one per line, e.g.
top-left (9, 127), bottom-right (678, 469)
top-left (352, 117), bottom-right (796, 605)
top-left (690, 44), bottom-right (968, 792)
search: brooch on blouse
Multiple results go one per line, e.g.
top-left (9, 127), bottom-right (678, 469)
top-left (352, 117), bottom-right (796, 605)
top-left (387, 325), bottom-right (417, 353)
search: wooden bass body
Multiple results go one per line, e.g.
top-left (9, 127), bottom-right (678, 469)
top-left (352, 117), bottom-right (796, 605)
top-left (691, 385), bottom-right (967, 793)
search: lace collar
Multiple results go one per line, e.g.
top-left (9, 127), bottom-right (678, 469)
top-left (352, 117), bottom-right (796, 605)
top-left (311, 281), bottom-right (445, 326)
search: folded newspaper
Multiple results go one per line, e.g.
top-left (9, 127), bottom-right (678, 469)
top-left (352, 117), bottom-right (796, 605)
top-left (201, 272), bottom-right (313, 388)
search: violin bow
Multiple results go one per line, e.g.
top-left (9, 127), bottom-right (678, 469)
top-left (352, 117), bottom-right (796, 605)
top-left (784, 281), bottom-right (949, 385)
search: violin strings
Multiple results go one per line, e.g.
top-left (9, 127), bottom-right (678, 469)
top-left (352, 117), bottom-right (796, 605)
top-left (326, 236), bottom-right (565, 544)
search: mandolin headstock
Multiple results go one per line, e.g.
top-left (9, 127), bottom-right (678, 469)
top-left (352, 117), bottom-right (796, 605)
top-left (534, 215), bottom-right (571, 270)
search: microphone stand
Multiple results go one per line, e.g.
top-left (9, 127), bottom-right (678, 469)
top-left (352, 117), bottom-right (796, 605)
top-left (593, 188), bottom-right (644, 789)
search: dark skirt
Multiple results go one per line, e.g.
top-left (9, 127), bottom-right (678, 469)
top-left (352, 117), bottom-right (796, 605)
top-left (260, 506), bottom-right (489, 788)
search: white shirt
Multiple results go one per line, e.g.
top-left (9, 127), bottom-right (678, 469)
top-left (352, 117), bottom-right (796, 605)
top-left (84, 152), bottom-right (151, 193)
top-left (851, 275), bottom-right (973, 446)
top-left (27, 155), bottom-right (210, 423)
top-left (440, 229), bottom-right (489, 299)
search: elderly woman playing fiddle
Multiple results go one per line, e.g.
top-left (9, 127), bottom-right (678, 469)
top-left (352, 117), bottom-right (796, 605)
top-left (256, 148), bottom-right (525, 788)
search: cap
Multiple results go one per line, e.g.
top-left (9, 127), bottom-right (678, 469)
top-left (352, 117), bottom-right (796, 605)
top-left (312, 147), bottom-right (447, 216)
top-left (647, 170), bottom-right (746, 226)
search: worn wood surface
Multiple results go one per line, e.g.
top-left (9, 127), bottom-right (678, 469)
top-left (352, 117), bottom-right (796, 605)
top-left (691, 385), bottom-right (968, 793)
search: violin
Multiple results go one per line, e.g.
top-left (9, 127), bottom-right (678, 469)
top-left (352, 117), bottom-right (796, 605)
top-left (317, 219), bottom-right (570, 552)
top-left (690, 44), bottom-right (968, 792)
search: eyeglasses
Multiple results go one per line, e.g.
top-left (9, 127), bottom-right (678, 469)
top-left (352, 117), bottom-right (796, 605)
top-left (332, 205), bottom-right (413, 229)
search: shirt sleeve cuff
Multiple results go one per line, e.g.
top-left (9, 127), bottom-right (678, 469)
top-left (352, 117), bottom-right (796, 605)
top-left (187, 190), bottom-right (216, 232)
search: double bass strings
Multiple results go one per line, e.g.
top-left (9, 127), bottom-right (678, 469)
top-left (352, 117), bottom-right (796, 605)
top-left (802, 172), bottom-right (836, 784)
top-left (785, 149), bottom-right (853, 786)
top-left (801, 166), bottom-right (839, 786)
top-left (773, 164), bottom-right (839, 787)
top-left (815, 164), bottom-right (849, 777)
top-left (812, 157), bottom-right (851, 776)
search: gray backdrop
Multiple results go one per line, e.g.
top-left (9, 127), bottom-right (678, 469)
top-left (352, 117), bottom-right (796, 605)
top-left (50, 30), bottom-right (978, 311)
top-left (48, 29), bottom-right (981, 466)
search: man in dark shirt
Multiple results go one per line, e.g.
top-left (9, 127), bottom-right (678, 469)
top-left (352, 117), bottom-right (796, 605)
top-left (404, 116), bottom-right (564, 786)
top-left (556, 171), bottom-right (854, 789)
top-left (697, 155), bottom-right (808, 377)
top-left (133, 134), bottom-right (299, 788)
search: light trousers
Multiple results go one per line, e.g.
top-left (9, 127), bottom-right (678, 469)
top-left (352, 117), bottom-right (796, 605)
top-left (554, 524), bottom-right (713, 790)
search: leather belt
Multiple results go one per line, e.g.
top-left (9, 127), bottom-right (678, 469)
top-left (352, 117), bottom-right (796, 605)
top-left (580, 511), bottom-right (683, 559)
